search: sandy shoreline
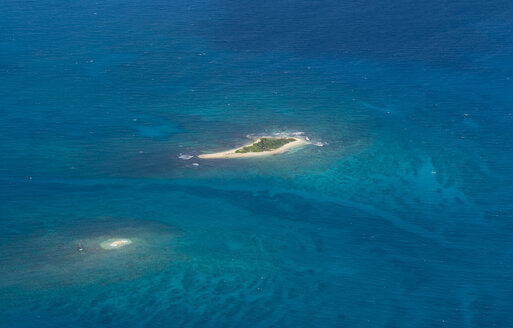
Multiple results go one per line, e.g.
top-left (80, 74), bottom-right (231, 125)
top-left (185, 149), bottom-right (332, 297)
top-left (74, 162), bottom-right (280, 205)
top-left (198, 137), bottom-right (305, 159)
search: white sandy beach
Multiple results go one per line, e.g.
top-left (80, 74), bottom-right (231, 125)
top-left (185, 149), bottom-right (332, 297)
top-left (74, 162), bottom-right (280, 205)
top-left (198, 137), bottom-right (305, 159)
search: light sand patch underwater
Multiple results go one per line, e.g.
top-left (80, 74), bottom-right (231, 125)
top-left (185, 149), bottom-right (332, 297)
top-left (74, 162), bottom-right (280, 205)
top-left (0, 217), bottom-right (183, 292)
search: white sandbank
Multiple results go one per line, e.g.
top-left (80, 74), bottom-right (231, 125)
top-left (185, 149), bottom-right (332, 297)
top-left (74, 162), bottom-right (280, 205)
top-left (198, 137), bottom-right (305, 159)
top-left (100, 238), bottom-right (132, 250)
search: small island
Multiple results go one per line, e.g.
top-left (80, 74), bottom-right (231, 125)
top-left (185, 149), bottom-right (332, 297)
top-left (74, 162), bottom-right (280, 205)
top-left (198, 137), bottom-right (305, 159)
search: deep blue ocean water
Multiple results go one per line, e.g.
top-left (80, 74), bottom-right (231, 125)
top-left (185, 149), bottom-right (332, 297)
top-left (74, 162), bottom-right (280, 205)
top-left (1, 1), bottom-right (513, 327)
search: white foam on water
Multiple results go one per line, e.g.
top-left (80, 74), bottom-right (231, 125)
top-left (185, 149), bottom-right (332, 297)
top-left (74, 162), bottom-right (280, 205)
top-left (179, 154), bottom-right (194, 160)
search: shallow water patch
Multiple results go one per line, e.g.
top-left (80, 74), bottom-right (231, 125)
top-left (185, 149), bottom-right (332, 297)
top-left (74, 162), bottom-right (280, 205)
top-left (0, 217), bottom-right (182, 292)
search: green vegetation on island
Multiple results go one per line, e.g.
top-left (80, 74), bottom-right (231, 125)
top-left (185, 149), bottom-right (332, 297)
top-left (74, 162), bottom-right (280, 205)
top-left (235, 138), bottom-right (297, 153)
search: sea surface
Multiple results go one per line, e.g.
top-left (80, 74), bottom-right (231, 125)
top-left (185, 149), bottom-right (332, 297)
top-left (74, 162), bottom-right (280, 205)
top-left (1, 1), bottom-right (513, 327)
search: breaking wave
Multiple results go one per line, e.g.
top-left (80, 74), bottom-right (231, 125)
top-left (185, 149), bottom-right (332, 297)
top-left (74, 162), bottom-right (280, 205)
top-left (179, 154), bottom-right (194, 160)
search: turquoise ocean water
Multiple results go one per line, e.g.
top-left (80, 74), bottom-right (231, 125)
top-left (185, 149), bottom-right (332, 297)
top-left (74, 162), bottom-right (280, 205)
top-left (1, 0), bottom-right (513, 327)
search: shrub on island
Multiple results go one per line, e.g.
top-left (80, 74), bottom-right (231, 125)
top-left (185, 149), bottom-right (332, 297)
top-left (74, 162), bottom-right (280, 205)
top-left (235, 138), bottom-right (296, 153)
